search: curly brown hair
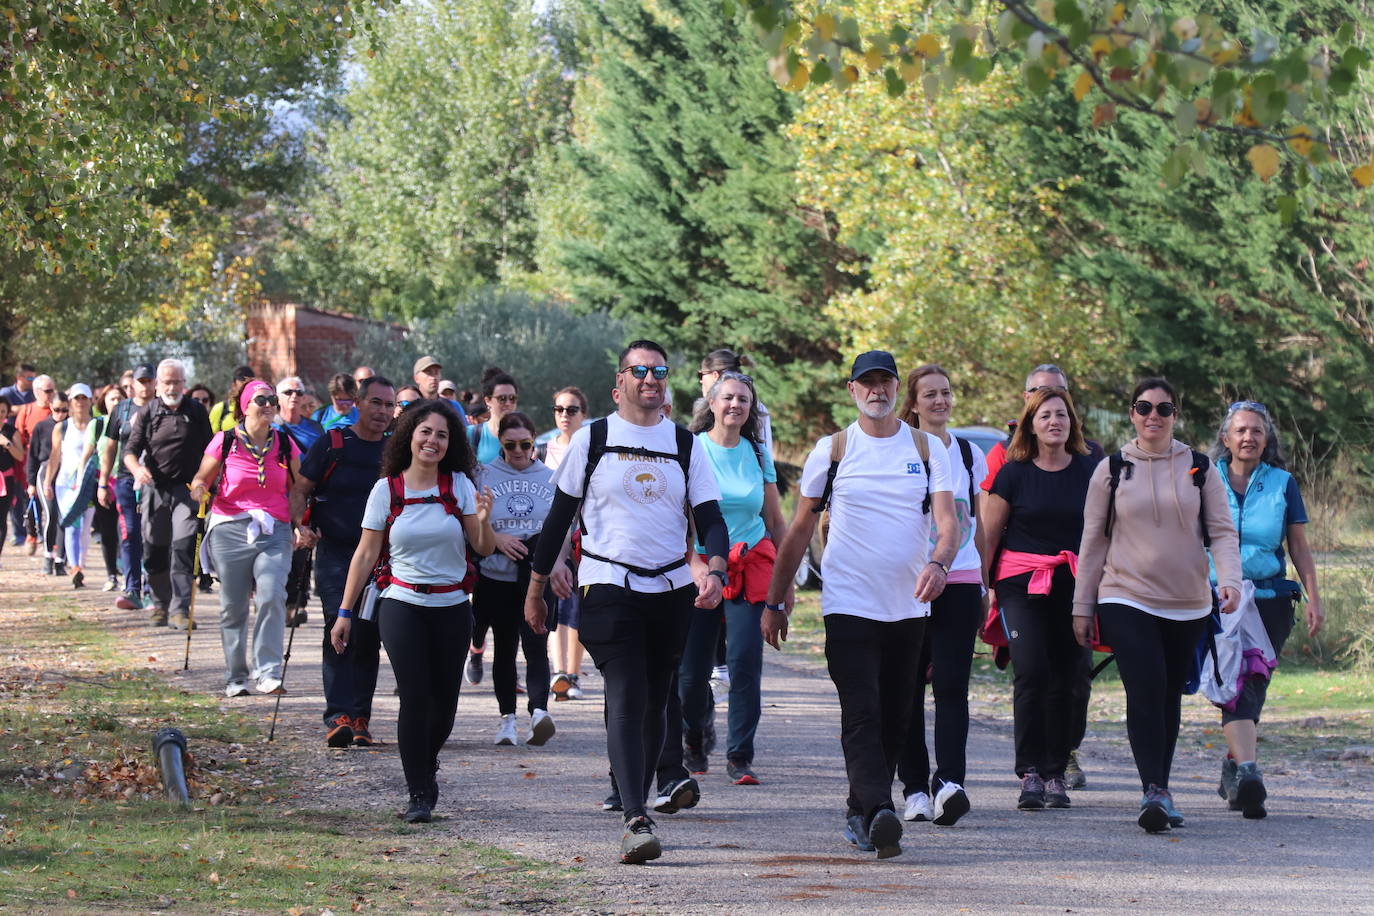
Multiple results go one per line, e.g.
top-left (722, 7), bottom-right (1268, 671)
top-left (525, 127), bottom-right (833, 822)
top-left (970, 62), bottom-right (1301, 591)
top-left (1005, 387), bottom-right (1088, 462)
top-left (379, 399), bottom-right (475, 479)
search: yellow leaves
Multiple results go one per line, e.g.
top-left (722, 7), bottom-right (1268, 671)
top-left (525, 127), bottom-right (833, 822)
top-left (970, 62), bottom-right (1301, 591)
top-left (1246, 143), bottom-right (1281, 181)
top-left (914, 33), bottom-right (941, 59)
top-left (1211, 41), bottom-right (1240, 66)
top-left (1353, 161), bottom-right (1374, 189)
top-left (1286, 126), bottom-right (1320, 160)
top-left (176, 59), bottom-right (189, 72)
top-left (1090, 37), bottom-right (1111, 60)
top-left (899, 58), bottom-right (922, 83)
top-left (785, 63), bottom-right (810, 92)
top-left (1108, 3), bottom-right (1127, 25)
top-left (863, 47), bottom-right (884, 72)
top-left (1193, 97), bottom-right (1213, 126)
top-left (814, 12), bottom-right (836, 42)
top-left (1073, 71), bottom-right (1094, 102)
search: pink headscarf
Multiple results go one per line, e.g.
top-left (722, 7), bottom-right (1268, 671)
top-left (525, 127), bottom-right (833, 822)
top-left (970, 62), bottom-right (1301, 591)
top-left (239, 379), bottom-right (273, 414)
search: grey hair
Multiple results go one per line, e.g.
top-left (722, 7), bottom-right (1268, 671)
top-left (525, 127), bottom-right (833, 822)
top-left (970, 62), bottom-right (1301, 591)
top-left (276, 376), bottom-right (303, 394)
top-left (1025, 363), bottom-right (1068, 388)
top-left (155, 358), bottom-right (186, 379)
top-left (1210, 401), bottom-right (1286, 469)
top-left (689, 371), bottom-right (763, 444)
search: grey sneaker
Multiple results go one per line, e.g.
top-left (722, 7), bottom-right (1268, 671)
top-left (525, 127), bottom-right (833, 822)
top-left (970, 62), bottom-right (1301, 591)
top-left (1065, 749), bottom-right (1087, 789)
top-left (619, 815), bottom-right (662, 864)
top-left (1045, 776), bottom-right (1071, 809)
top-left (843, 814), bottom-right (875, 852)
top-left (1218, 757), bottom-right (1241, 810)
top-left (1018, 770), bottom-right (1046, 810)
top-left (1236, 762), bottom-right (1267, 819)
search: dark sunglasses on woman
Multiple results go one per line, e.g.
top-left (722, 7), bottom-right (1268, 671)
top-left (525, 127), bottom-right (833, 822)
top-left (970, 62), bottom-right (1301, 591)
top-left (1132, 401), bottom-right (1176, 417)
top-left (252, 394), bottom-right (280, 408)
top-left (551, 404), bottom-right (582, 415)
top-left (502, 439), bottom-right (535, 453)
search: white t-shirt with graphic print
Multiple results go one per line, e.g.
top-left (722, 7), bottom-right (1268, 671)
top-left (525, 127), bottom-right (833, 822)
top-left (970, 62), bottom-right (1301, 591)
top-left (800, 421), bottom-right (954, 622)
top-left (552, 413), bottom-right (721, 593)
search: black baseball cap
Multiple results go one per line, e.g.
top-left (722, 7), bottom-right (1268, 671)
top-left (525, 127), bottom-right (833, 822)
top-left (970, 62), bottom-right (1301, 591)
top-left (849, 350), bottom-right (899, 381)
top-left (133, 364), bottom-right (156, 380)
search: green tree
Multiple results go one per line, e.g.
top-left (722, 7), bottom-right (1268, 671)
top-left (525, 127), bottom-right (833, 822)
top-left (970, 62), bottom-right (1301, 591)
top-left (554, 0), bottom-right (858, 445)
top-left (276, 0), bottom-right (573, 321)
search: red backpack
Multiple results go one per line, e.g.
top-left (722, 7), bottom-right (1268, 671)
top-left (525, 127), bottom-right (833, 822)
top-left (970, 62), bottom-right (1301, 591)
top-left (372, 473), bottom-right (477, 596)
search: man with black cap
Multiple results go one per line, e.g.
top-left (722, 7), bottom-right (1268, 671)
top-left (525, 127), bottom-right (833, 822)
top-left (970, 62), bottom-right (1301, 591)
top-left (124, 358), bottom-right (213, 628)
top-left (99, 363), bottom-right (156, 611)
top-left (765, 350), bottom-right (960, 860)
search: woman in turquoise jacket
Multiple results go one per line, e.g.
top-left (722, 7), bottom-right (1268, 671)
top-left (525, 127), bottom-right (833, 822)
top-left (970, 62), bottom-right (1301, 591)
top-left (1209, 401), bottom-right (1323, 820)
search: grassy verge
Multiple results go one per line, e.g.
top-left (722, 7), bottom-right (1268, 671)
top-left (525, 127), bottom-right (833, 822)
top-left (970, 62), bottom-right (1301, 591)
top-left (0, 596), bottom-right (581, 913)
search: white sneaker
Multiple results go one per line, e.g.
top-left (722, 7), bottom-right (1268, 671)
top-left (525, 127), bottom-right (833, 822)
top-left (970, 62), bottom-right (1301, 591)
top-left (709, 664), bottom-right (731, 698)
top-left (565, 676), bottom-right (583, 700)
top-left (255, 676), bottom-right (284, 695)
top-left (932, 781), bottom-right (971, 826)
top-left (903, 791), bottom-right (934, 822)
top-left (527, 709), bottom-right (555, 746)
top-left (494, 713), bottom-right (517, 746)
top-left (224, 680), bottom-right (250, 698)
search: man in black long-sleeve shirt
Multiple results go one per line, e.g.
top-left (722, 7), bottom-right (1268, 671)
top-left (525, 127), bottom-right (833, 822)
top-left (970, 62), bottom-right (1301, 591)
top-left (124, 359), bottom-right (212, 628)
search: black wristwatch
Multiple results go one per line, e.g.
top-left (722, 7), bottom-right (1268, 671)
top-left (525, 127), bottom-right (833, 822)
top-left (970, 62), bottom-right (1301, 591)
top-left (765, 602), bottom-right (787, 614)
top-left (928, 560), bottom-right (948, 574)
top-left (709, 569), bottom-right (728, 587)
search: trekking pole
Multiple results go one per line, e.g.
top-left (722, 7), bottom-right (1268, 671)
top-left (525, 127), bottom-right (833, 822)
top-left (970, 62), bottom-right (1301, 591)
top-left (183, 495), bottom-right (209, 671)
top-left (268, 620), bottom-right (296, 742)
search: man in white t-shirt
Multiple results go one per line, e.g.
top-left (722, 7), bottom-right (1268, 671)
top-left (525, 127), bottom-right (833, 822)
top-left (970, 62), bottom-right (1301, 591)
top-left (523, 339), bottom-right (729, 866)
top-left (766, 350), bottom-right (959, 860)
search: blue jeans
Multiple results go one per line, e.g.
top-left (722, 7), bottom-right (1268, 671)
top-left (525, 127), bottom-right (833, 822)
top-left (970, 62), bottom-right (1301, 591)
top-left (679, 597), bottom-right (764, 763)
top-left (113, 477), bottom-right (143, 593)
top-left (316, 536), bottom-right (380, 726)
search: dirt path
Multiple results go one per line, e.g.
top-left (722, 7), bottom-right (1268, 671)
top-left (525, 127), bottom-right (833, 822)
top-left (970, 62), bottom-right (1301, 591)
top-left (6, 550), bottom-right (1373, 914)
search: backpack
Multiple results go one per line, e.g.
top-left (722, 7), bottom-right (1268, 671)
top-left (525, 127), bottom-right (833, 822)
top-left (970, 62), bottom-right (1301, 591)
top-left (953, 434), bottom-right (975, 509)
top-left (575, 417), bottom-right (695, 581)
top-left (811, 423), bottom-right (932, 522)
top-left (301, 428), bottom-right (346, 527)
top-left (372, 472), bottom-right (475, 596)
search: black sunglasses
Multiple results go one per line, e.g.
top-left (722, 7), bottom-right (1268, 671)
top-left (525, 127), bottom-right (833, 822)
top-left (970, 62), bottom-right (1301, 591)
top-left (1132, 401), bottom-right (1176, 417)
top-left (280, 388), bottom-right (304, 398)
top-left (551, 404), bottom-right (582, 415)
top-left (619, 365), bottom-right (669, 380)
top-left (252, 394), bottom-right (280, 408)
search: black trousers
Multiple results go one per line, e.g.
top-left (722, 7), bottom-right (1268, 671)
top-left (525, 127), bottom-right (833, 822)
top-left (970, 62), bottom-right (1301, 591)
top-left (578, 584), bottom-right (694, 821)
top-left (92, 501), bottom-right (120, 578)
top-left (898, 583), bottom-right (982, 795)
top-left (824, 612), bottom-right (927, 827)
top-left (998, 568), bottom-right (1084, 779)
top-left (1097, 603), bottom-right (1208, 792)
top-left (475, 574), bottom-right (551, 715)
top-left (377, 597), bottom-right (471, 796)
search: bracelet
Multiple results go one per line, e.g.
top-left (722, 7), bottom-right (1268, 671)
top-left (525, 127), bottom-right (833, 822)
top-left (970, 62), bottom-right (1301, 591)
top-left (765, 602), bottom-right (787, 614)
top-left (928, 560), bottom-right (948, 574)
top-left (337, 607), bottom-right (353, 619)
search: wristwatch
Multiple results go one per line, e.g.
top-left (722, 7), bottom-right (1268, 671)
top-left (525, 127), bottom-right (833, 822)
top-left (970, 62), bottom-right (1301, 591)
top-left (765, 602), bottom-right (787, 614)
top-left (708, 569), bottom-right (728, 587)
top-left (928, 560), bottom-right (948, 574)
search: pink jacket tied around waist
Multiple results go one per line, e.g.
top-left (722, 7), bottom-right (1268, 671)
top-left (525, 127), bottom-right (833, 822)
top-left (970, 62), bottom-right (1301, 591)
top-left (995, 549), bottom-right (1079, 594)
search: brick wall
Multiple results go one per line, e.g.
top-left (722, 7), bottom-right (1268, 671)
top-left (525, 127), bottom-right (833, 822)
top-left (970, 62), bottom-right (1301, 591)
top-left (246, 302), bottom-right (405, 389)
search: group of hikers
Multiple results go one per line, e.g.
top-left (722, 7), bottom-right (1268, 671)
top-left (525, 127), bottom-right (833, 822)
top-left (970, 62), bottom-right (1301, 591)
top-left (0, 342), bottom-right (1324, 864)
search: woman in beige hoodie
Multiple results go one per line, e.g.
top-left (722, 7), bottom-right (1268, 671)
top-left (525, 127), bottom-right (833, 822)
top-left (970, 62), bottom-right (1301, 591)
top-left (1073, 378), bottom-right (1242, 834)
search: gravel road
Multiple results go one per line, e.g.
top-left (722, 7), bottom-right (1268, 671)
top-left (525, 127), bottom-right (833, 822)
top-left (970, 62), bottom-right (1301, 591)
top-left (16, 552), bottom-right (1373, 914)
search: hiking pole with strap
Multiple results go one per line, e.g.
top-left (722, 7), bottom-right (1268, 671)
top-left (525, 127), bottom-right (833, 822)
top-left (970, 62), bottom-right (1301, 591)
top-left (183, 495), bottom-right (208, 671)
top-left (268, 620), bottom-right (296, 742)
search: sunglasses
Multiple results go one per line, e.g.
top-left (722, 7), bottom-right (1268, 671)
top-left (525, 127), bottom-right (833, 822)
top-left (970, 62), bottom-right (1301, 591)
top-left (1230, 400), bottom-right (1268, 414)
top-left (490, 394), bottom-right (518, 405)
top-left (501, 439), bottom-right (535, 453)
top-left (334, 398), bottom-right (355, 406)
top-left (397, 399), bottom-right (414, 410)
top-left (52, 406), bottom-right (69, 413)
top-left (697, 370), bottom-right (717, 380)
top-left (619, 365), bottom-right (669, 380)
top-left (252, 394), bottom-right (280, 408)
top-left (280, 388), bottom-right (304, 398)
top-left (1132, 401), bottom-right (1176, 417)
top-left (551, 404), bottom-right (582, 415)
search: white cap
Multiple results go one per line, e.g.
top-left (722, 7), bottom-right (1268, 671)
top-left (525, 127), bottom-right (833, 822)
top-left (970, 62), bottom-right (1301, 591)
top-left (438, 379), bottom-right (457, 395)
top-left (67, 383), bottom-right (93, 399)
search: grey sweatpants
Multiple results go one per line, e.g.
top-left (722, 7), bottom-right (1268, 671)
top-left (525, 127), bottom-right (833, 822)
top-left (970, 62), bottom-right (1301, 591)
top-left (208, 516), bottom-right (292, 685)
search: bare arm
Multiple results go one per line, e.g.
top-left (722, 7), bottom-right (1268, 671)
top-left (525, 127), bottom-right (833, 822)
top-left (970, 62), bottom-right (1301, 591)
top-left (916, 490), bottom-right (958, 602)
top-left (762, 481), bottom-right (787, 546)
top-left (971, 491), bottom-right (986, 583)
top-left (762, 494), bottom-right (822, 649)
top-left (43, 424), bottom-right (62, 492)
top-left (979, 491), bottom-right (1011, 588)
top-left (1286, 522), bottom-right (1324, 636)
top-left (329, 527), bottom-right (386, 653)
top-left (291, 475), bottom-right (317, 546)
top-left (460, 486), bottom-right (496, 556)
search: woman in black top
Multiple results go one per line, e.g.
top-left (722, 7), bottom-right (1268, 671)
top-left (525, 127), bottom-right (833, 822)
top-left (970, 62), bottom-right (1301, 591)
top-left (981, 387), bottom-right (1099, 811)
top-left (0, 400), bottom-right (25, 560)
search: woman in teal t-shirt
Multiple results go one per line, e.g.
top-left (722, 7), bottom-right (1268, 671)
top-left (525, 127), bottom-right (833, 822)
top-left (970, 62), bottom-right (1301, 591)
top-left (681, 371), bottom-right (786, 785)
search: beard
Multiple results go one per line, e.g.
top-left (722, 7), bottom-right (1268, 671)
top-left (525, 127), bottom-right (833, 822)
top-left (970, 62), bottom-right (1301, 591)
top-left (855, 396), bottom-right (893, 420)
top-left (160, 392), bottom-right (184, 408)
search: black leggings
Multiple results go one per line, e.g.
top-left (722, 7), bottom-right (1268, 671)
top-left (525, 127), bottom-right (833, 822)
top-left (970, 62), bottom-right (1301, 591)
top-left (1097, 603), bottom-right (1208, 792)
top-left (898, 583), bottom-right (982, 794)
top-left (92, 502), bottom-right (120, 578)
top-left (378, 597), bottom-right (471, 795)
top-left (1222, 595), bottom-right (1296, 725)
top-left (476, 574), bottom-right (551, 715)
top-left (578, 584), bottom-right (694, 822)
top-left (0, 487), bottom-right (12, 552)
top-left (998, 568), bottom-right (1084, 779)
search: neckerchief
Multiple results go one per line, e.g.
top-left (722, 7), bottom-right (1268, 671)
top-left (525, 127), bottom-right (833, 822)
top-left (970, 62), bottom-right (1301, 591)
top-left (235, 426), bottom-right (273, 488)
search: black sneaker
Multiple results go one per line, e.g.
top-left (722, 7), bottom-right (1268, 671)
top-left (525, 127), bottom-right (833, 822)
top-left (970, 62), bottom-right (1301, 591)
top-left (683, 739), bottom-right (708, 775)
top-left (1045, 776), bottom-right (1071, 809)
top-left (843, 814), bottom-right (875, 852)
top-left (425, 759), bottom-right (440, 809)
top-left (53, 561), bottom-right (66, 577)
top-left (401, 793), bottom-right (432, 824)
top-left (1138, 785), bottom-right (1171, 833)
top-left (726, 758), bottom-right (759, 786)
top-left (653, 777), bottom-right (700, 814)
top-left (464, 650), bottom-right (484, 685)
top-left (867, 809), bottom-right (903, 859)
top-left (620, 815), bottom-right (662, 864)
top-left (1018, 770), bottom-right (1046, 810)
top-left (602, 789), bottom-right (623, 813)
top-left (1236, 762), bottom-right (1267, 819)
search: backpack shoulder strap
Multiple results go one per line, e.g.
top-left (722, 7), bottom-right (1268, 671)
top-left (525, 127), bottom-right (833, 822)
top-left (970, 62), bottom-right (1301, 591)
top-left (220, 428), bottom-right (236, 462)
top-left (582, 417), bottom-right (609, 500)
top-left (1191, 449), bottom-right (1211, 548)
top-left (956, 434), bottom-right (976, 508)
top-left (385, 474), bottom-right (406, 528)
top-left (1105, 452), bottom-right (1132, 538)
top-left (437, 472), bottom-right (461, 517)
top-left (907, 426), bottom-right (933, 514)
top-left (673, 423), bottom-right (693, 480)
top-left (812, 428), bottom-right (849, 514)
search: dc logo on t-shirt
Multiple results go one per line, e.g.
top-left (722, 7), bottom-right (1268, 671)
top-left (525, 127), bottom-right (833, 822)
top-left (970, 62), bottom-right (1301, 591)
top-left (623, 463), bottom-right (668, 505)
top-left (906, 462), bottom-right (923, 475)
top-left (507, 494), bottom-right (535, 518)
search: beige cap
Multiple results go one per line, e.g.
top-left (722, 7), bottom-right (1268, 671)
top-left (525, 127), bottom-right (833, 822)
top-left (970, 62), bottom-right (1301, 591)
top-left (413, 355), bottom-right (441, 374)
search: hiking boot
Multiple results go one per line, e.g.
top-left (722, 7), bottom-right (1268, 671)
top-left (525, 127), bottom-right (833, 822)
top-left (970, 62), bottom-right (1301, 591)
top-left (868, 809), bottom-right (903, 859)
top-left (401, 793), bottom-right (432, 824)
top-left (603, 788), bottom-right (623, 813)
top-left (932, 781), bottom-right (970, 826)
top-left (115, 590), bottom-right (143, 611)
top-left (425, 759), bottom-right (440, 808)
top-left (551, 671), bottom-right (572, 700)
top-left (843, 814), bottom-right (875, 852)
top-left (653, 777), bottom-right (700, 815)
top-left (494, 713), bottom-right (517, 746)
top-left (352, 716), bottom-right (375, 747)
top-left (71, 569), bottom-right (84, 589)
top-left (148, 604), bottom-right (168, 627)
top-left (619, 815), bottom-right (662, 864)
top-left (1065, 749), bottom-right (1087, 789)
top-left (1018, 770), bottom-right (1046, 810)
top-left (1219, 756), bottom-right (1241, 810)
top-left (1236, 762), bottom-right (1267, 819)
top-left (527, 709), bottom-right (555, 746)
top-left (565, 675), bottom-right (583, 699)
top-left (103, 575), bottom-right (119, 592)
top-left (326, 715), bottom-right (355, 748)
top-left (1045, 776), bottom-right (1071, 809)
top-left (726, 758), bottom-right (759, 786)
top-left (1159, 788), bottom-right (1185, 827)
top-left (903, 791), bottom-right (933, 822)
top-left (168, 614), bottom-right (196, 631)
top-left (683, 735), bottom-right (708, 775)
top-left (1138, 785), bottom-right (1171, 833)
top-left (465, 650), bottom-right (484, 685)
